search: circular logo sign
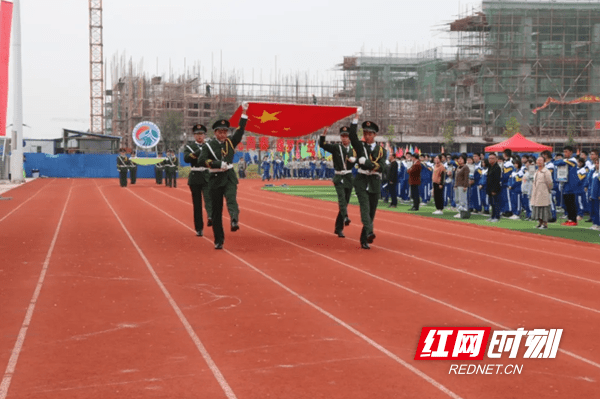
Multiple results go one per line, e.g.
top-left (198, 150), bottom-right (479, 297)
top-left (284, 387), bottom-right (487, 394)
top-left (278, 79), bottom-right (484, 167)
top-left (132, 122), bottom-right (161, 149)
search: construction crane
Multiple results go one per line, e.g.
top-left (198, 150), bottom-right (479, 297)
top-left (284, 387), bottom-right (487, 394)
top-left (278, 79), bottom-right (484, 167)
top-left (89, 0), bottom-right (104, 134)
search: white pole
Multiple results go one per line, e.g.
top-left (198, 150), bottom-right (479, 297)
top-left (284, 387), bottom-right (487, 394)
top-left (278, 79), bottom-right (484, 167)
top-left (9, 0), bottom-right (23, 183)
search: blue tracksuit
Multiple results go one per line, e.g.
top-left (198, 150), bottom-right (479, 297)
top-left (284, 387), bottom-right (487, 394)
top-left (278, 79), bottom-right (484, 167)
top-left (479, 168), bottom-right (489, 212)
top-left (545, 161), bottom-right (557, 220)
top-left (262, 160), bottom-right (271, 181)
top-left (576, 166), bottom-right (589, 217)
top-left (590, 169), bottom-right (600, 226)
top-left (508, 168), bottom-right (524, 216)
top-left (500, 160), bottom-right (514, 214)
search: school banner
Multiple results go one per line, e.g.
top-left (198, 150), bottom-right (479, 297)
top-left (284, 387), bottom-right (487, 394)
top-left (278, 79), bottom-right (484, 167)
top-left (229, 102), bottom-right (357, 138)
top-left (532, 95), bottom-right (600, 114)
top-left (0, 1), bottom-right (14, 137)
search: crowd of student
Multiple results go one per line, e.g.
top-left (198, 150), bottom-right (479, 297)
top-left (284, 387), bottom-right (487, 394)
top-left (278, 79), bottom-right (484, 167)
top-left (252, 146), bottom-right (597, 229)
top-left (381, 146), bottom-right (598, 228)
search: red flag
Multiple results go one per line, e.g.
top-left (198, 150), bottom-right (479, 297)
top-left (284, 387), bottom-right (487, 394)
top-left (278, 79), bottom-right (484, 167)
top-left (285, 139), bottom-right (294, 152)
top-left (532, 95), bottom-right (600, 114)
top-left (259, 136), bottom-right (269, 151)
top-left (0, 1), bottom-right (14, 137)
top-left (596, 121), bottom-right (600, 130)
top-left (237, 142), bottom-right (244, 151)
top-left (276, 138), bottom-right (284, 152)
top-left (230, 102), bottom-right (357, 137)
top-left (246, 136), bottom-right (256, 150)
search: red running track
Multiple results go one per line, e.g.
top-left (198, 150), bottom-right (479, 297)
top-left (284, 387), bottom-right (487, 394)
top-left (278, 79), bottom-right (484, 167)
top-left (0, 178), bottom-right (598, 399)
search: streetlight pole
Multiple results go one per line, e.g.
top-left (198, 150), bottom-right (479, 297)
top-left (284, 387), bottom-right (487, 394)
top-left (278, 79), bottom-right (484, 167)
top-left (9, 0), bottom-right (23, 183)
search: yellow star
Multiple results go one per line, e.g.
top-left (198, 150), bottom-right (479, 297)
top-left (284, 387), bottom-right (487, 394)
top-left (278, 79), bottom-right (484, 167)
top-left (254, 110), bottom-right (281, 124)
top-left (284, 127), bottom-right (291, 131)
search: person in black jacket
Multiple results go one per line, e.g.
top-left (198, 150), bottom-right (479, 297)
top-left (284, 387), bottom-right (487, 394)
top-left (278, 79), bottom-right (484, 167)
top-left (486, 153), bottom-right (502, 222)
top-left (388, 153), bottom-right (399, 207)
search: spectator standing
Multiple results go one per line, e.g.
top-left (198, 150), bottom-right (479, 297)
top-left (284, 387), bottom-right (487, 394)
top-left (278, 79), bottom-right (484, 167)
top-left (487, 153), bottom-right (502, 222)
top-left (454, 155), bottom-right (470, 217)
top-left (408, 154), bottom-right (422, 211)
top-left (531, 156), bottom-right (554, 229)
top-left (431, 155), bottom-right (446, 215)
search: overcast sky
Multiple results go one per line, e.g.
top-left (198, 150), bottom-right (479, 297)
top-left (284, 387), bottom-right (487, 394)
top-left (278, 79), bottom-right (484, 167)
top-left (6, 0), bottom-right (476, 139)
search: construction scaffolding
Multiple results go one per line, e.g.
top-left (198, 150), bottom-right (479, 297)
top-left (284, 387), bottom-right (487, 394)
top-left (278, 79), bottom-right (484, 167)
top-left (108, 1), bottom-right (600, 152)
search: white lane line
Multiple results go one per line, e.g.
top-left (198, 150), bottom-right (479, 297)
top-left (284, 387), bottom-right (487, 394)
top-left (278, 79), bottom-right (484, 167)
top-left (0, 182), bottom-right (71, 399)
top-left (247, 188), bottom-right (600, 264)
top-left (157, 188), bottom-right (600, 371)
top-left (96, 183), bottom-right (237, 399)
top-left (238, 192), bottom-right (600, 285)
top-left (129, 189), bottom-right (464, 399)
top-left (237, 196), bottom-right (600, 315)
top-left (0, 179), bottom-right (53, 224)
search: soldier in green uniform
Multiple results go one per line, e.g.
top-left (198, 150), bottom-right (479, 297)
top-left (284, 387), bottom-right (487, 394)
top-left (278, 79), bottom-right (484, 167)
top-left (319, 126), bottom-right (357, 237)
top-left (348, 114), bottom-right (387, 249)
top-left (129, 150), bottom-right (138, 185)
top-left (184, 124), bottom-right (213, 236)
top-left (198, 103), bottom-right (249, 249)
top-left (164, 149), bottom-right (179, 188)
top-left (154, 160), bottom-right (164, 185)
top-left (116, 148), bottom-right (129, 187)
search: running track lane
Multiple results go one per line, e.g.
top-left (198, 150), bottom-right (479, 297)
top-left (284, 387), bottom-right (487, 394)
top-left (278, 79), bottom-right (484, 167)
top-left (0, 179), bottom-right (65, 379)
top-left (110, 180), bottom-right (463, 399)
top-left (3, 180), bottom-right (236, 398)
top-left (143, 181), bottom-right (599, 398)
top-left (234, 187), bottom-right (600, 368)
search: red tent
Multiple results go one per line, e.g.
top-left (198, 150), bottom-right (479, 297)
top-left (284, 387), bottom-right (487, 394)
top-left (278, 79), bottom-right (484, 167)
top-left (484, 133), bottom-right (552, 152)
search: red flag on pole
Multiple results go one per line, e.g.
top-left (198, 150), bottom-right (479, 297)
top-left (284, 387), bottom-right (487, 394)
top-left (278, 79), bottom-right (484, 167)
top-left (276, 138), bottom-right (284, 152)
top-left (246, 136), bottom-right (256, 150)
top-left (259, 136), bottom-right (269, 151)
top-left (230, 102), bottom-right (357, 137)
top-left (0, 1), bottom-right (14, 137)
top-left (595, 121), bottom-right (600, 130)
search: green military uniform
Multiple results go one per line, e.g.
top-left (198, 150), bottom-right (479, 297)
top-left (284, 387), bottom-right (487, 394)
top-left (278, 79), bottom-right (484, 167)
top-left (154, 162), bottom-right (164, 184)
top-left (198, 115), bottom-right (248, 248)
top-left (116, 153), bottom-right (129, 187)
top-left (184, 124), bottom-right (213, 236)
top-left (348, 120), bottom-right (387, 249)
top-left (319, 126), bottom-right (357, 237)
top-left (128, 155), bottom-right (138, 184)
top-left (164, 152), bottom-right (179, 188)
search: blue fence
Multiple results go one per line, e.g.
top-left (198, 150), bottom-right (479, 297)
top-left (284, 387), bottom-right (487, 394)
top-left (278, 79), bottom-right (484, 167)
top-left (22, 151), bottom-right (248, 178)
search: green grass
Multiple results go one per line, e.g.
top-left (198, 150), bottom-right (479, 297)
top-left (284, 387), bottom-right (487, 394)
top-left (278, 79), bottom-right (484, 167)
top-left (262, 185), bottom-right (600, 245)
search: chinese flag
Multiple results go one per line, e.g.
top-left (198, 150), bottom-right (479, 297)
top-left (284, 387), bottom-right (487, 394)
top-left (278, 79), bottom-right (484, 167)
top-left (0, 1), bottom-right (14, 137)
top-left (596, 121), bottom-right (600, 130)
top-left (230, 102), bottom-right (358, 138)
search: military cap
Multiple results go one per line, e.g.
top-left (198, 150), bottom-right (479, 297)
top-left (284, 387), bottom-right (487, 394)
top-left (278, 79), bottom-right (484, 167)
top-left (212, 119), bottom-right (230, 131)
top-left (362, 121), bottom-right (379, 133)
top-left (339, 126), bottom-right (350, 136)
top-left (192, 124), bottom-right (207, 134)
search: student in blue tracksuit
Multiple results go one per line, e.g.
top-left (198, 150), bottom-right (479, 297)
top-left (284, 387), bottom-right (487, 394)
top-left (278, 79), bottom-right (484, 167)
top-left (261, 156), bottom-right (271, 181)
top-left (309, 158), bottom-right (317, 180)
top-left (576, 158), bottom-right (589, 219)
top-left (586, 150), bottom-right (598, 222)
top-left (508, 159), bottom-right (524, 219)
top-left (420, 155), bottom-right (433, 204)
top-left (319, 158), bottom-right (327, 179)
top-left (479, 159), bottom-right (490, 213)
top-left (400, 155), bottom-right (410, 201)
top-left (521, 158), bottom-right (534, 220)
top-left (469, 154), bottom-right (482, 213)
top-left (553, 146), bottom-right (580, 225)
top-left (444, 156), bottom-right (457, 208)
top-left (500, 149), bottom-right (515, 217)
top-left (541, 150), bottom-right (558, 222)
top-left (590, 158), bottom-right (600, 229)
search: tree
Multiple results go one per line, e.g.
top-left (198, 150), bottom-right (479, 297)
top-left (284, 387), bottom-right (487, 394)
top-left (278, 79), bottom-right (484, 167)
top-left (443, 121), bottom-right (455, 152)
top-left (384, 124), bottom-right (395, 144)
top-left (504, 116), bottom-right (520, 138)
top-left (159, 111), bottom-right (183, 152)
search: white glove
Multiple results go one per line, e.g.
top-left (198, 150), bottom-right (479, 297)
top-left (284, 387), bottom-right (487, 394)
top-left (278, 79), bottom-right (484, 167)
top-left (221, 162), bottom-right (230, 170)
top-left (358, 157), bottom-right (366, 165)
top-left (349, 157), bottom-right (356, 163)
top-left (242, 101), bottom-right (249, 111)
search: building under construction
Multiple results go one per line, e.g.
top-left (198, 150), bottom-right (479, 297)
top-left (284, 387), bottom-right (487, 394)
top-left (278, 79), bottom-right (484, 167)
top-left (340, 0), bottom-right (600, 151)
top-left (108, 1), bottom-right (600, 153)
